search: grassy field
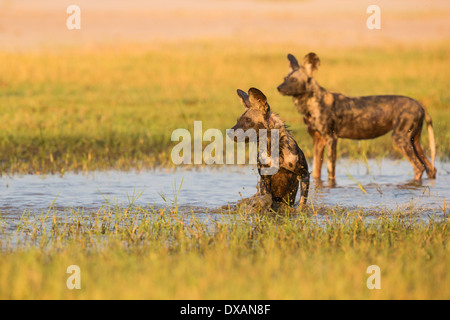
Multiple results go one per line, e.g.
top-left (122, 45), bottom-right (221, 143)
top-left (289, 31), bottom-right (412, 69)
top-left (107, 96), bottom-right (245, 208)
top-left (0, 42), bottom-right (449, 174)
top-left (0, 41), bottom-right (449, 300)
top-left (0, 204), bottom-right (449, 300)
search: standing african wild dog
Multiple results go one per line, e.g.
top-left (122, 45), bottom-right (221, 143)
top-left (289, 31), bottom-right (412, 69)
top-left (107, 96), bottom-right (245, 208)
top-left (229, 87), bottom-right (310, 207)
top-left (278, 52), bottom-right (437, 181)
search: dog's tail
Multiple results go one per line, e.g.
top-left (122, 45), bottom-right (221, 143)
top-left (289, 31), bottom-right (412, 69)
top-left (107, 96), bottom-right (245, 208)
top-left (424, 108), bottom-right (436, 166)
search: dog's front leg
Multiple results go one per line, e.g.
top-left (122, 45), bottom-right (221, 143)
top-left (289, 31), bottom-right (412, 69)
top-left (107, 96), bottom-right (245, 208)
top-left (326, 137), bottom-right (338, 181)
top-left (299, 171), bottom-right (310, 205)
top-left (310, 130), bottom-right (326, 180)
top-left (259, 174), bottom-right (272, 196)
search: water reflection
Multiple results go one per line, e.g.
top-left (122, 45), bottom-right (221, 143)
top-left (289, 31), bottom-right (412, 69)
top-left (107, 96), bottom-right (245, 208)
top-left (0, 159), bottom-right (448, 219)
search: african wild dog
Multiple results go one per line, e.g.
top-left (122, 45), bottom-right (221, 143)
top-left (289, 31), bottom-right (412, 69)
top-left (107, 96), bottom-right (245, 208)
top-left (278, 52), bottom-right (437, 181)
top-left (229, 87), bottom-right (310, 209)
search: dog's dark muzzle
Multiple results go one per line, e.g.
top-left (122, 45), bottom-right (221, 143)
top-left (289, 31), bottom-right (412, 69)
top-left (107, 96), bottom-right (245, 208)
top-left (277, 84), bottom-right (287, 95)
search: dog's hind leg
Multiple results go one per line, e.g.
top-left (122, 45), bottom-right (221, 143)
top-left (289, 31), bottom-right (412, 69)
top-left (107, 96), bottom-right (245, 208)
top-left (413, 123), bottom-right (437, 179)
top-left (392, 129), bottom-right (425, 181)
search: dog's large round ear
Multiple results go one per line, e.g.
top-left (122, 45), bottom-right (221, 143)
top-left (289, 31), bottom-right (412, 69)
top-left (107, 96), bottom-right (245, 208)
top-left (248, 87), bottom-right (270, 114)
top-left (302, 52), bottom-right (320, 77)
top-left (287, 53), bottom-right (300, 71)
top-left (237, 89), bottom-right (251, 109)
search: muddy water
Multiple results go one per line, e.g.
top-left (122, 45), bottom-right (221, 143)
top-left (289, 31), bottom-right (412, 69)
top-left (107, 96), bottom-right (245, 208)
top-left (0, 159), bottom-right (448, 223)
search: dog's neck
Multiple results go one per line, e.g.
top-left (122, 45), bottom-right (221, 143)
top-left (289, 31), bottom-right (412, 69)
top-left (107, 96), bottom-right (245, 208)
top-left (267, 112), bottom-right (286, 131)
top-left (258, 112), bottom-right (295, 165)
top-left (292, 79), bottom-right (327, 113)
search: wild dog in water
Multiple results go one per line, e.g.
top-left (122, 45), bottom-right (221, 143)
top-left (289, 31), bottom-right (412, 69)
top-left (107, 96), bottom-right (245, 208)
top-left (278, 52), bottom-right (437, 181)
top-left (229, 87), bottom-right (310, 210)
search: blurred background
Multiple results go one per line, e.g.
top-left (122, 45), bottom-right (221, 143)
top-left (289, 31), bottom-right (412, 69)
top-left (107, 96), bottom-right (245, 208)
top-left (0, 0), bottom-right (449, 50)
top-left (1, 0), bottom-right (449, 50)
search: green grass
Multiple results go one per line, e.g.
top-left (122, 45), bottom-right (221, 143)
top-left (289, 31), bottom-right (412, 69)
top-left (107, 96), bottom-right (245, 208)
top-left (0, 204), bottom-right (449, 299)
top-left (0, 41), bottom-right (449, 300)
top-left (0, 42), bottom-right (449, 174)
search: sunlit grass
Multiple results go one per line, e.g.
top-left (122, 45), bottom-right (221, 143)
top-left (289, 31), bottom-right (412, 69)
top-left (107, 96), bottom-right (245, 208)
top-left (0, 42), bottom-right (448, 174)
top-left (0, 203), bottom-right (448, 299)
top-left (0, 41), bottom-right (449, 299)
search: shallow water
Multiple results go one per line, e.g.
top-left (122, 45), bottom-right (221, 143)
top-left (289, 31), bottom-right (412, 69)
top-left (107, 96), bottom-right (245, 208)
top-left (311, 159), bottom-right (449, 214)
top-left (0, 159), bottom-right (448, 221)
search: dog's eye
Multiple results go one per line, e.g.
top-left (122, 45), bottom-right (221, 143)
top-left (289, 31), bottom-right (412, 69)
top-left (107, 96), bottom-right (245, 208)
top-left (290, 77), bottom-right (298, 83)
top-left (246, 118), bottom-right (252, 123)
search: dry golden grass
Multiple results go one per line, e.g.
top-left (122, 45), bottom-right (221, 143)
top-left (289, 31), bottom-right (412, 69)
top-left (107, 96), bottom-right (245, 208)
top-left (0, 42), bottom-right (449, 174)
top-left (1, 205), bottom-right (449, 299)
